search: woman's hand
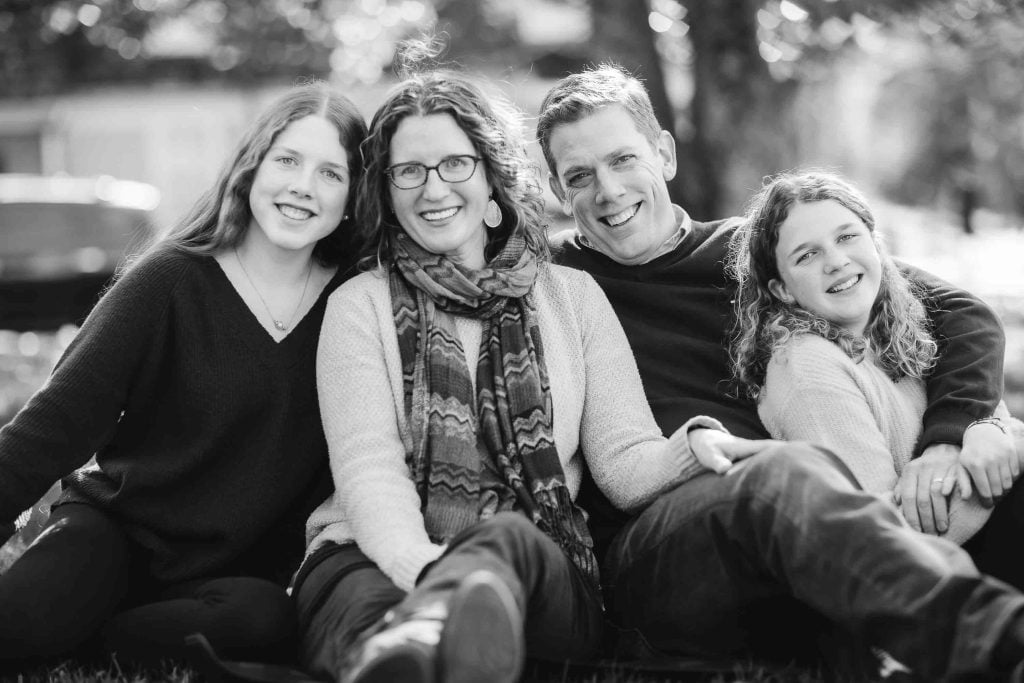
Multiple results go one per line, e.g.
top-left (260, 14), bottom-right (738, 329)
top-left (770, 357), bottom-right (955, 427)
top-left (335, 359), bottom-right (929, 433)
top-left (960, 418), bottom-right (1018, 508)
top-left (689, 428), bottom-right (776, 475)
top-left (895, 444), bottom-right (966, 535)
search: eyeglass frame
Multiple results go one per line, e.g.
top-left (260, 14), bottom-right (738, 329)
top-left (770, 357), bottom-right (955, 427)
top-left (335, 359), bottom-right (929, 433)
top-left (384, 155), bottom-right (483, 190)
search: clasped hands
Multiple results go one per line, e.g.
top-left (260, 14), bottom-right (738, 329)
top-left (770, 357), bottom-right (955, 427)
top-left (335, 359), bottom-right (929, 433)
top-left (896, 419), bottom-right (1021, 535)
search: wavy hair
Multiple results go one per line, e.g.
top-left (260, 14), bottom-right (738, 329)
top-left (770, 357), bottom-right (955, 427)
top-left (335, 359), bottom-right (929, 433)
top-left (356, 63), bottom-right (548, 269)
top-left (727, 171), bottom-right (937, 400)
top-left (133, 80), bottom-right (367, 271)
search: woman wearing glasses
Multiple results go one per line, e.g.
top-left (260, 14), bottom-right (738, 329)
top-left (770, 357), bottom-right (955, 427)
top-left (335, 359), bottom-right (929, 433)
top-left (291, 63), bottom-right (770, 683)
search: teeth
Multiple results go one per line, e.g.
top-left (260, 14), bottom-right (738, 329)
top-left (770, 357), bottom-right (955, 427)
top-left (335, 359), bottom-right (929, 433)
top-left (828, 275), bottom-right (860, 293)
top-left (278, 204), bottom-right (313, 220)
top-left (421, 207), bottom-right (458, 221)
top-left (604, 204), bottom-right (639, 227)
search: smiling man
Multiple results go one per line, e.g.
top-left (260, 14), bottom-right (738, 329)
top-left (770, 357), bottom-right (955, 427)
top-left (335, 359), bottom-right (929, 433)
top-left (537, 64), bottom-right (1024, 681)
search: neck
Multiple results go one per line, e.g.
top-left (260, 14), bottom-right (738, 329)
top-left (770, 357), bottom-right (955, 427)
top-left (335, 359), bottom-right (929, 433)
top-left (234, 234), bottom-right (315, 286)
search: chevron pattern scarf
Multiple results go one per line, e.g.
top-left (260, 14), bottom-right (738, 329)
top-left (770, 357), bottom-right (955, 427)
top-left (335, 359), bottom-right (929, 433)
top-left (389, 232), bottom-right (598, 587)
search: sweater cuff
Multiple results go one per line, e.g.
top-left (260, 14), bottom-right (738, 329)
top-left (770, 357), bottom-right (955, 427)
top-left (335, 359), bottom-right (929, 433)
top-left (389, 543), bottom-right (446, 592)
top-left (675, 415), bottom-right (729, 482)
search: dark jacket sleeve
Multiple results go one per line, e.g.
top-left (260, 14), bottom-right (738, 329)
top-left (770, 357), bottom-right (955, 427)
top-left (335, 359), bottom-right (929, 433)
top-left (898, 260), bottom-right (1004, 453)
top-left (0, 249), bottom-right (184, 524)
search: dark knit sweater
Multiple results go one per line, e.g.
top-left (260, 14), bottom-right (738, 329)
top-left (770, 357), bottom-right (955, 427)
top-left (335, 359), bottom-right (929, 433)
top-left (0, 245), bottom-right (349, 583)
top-left (552, 215), bottom-right (1005, 447)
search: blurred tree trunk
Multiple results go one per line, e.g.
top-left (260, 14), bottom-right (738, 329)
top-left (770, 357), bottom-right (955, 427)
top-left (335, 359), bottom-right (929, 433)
top-left (588, 0), bottom-right (694, 212)
top-left (591, 0), bottom-right (800, 220)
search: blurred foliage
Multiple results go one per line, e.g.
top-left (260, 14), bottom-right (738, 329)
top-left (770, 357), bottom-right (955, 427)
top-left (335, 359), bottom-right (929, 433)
top-left (1, 0), bottom-right (1023, 217)
top-left (0, 0), bottom-right (526, 95)
top-left (587, 0), bottom-right (1024, 218)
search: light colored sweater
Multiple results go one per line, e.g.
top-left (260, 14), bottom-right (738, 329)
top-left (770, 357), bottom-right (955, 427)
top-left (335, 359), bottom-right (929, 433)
top-left (306, 262), bottom-right (720, 590)
top-left (758, 333), bottom-right (990, 544)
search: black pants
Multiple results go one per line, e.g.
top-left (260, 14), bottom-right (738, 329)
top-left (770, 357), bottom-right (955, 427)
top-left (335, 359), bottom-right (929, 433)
top-left (295, 512), bottom-right (604, 681)
top-left (965, 478), bottom-right (1024, 592)
top-left (0, 503), bottom-right (296, 665)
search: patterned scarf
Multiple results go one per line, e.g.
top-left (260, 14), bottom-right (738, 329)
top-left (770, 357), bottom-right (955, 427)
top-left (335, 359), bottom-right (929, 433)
top-left (389, 232), bottom-right (598, 587)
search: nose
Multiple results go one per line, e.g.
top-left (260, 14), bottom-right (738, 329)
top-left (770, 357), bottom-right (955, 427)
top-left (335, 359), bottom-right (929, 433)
top-left (823, 247), bottom-right (850, 273)
top-left (593, 168), bottom-right (625, 205)
top-left (421, 167), bottom-right (450, 200)
top-left (289, 167), bottom-right (315, 198)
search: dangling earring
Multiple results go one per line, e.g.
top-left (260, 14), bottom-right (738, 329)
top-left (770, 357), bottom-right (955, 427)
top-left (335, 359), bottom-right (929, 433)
top-left (484, 197), bottom-right (502, 229)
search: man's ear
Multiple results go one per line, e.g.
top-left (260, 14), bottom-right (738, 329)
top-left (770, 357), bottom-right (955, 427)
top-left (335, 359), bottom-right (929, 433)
top-left (768, 278), bottom-right (795, 304)
top-left (657, 129), bottom-right (678, 182)
top-left (548, 175), bottom-right (572, 217)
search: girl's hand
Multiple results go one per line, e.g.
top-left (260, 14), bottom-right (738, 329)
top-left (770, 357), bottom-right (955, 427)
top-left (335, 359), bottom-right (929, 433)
top-left (689, 428), bottom-right (776, 475)
top-left (960, 418), bottom-right (1018, 508)
top-left (895, 444), bottom-right (964, 535)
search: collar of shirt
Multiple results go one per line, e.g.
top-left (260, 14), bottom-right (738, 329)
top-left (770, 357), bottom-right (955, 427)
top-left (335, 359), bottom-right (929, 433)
top-left (578, 204), bottom-right (692, 265)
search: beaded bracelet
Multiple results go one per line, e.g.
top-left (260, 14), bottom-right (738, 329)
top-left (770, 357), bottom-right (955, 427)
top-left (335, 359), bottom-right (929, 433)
top-left (967, 416), bottom-right (1008, 434)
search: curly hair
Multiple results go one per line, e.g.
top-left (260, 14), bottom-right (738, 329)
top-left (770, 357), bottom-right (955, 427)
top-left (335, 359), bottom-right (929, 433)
top-left (145, 80), bottom-right (367, 269)
top-left (726, 170), bottom-right (937, 401)
top-left (355, 66), bottom-right (548, 270)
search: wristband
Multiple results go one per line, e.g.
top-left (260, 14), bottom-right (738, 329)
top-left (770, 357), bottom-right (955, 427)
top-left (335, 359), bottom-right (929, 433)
top-left (967, 417), bottom-right (1008, 435)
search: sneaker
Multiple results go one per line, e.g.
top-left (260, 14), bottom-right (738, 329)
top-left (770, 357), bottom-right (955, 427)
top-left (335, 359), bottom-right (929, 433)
top-left (340, 607), bottom-right (445, 683)
top-left (439, 570), bottom-right (524, 683)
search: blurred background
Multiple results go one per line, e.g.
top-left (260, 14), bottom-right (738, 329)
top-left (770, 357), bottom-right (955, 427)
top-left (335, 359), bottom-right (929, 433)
top-left (0, 0), bottom-right (1022, 438)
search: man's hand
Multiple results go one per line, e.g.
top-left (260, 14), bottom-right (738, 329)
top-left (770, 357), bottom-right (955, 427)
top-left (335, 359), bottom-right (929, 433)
top-left (960, 419), bottom-right (1018, 508)
top-left (895, 444), bottom-right (966, 535)
top-left (689, 428), bottom-right (776, 475)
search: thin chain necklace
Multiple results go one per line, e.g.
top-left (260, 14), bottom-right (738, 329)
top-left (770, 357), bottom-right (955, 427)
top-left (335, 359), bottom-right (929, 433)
top-left (234, 247), bottom-right (312, 332)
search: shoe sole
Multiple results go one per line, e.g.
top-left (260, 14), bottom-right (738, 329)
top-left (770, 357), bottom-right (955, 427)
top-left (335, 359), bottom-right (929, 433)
top-left (439, 570), bottom-right (524, 683)
top-left (347, 642), bottom-right (435, 683)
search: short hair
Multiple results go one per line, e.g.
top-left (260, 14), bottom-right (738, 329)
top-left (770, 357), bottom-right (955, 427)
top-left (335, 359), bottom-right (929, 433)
top-left (536, 64), bottom-right (661, 180)
top-left (157, 81), bottom-right (367, 267)
top-left (727, 170), bottom-right (937, 399)
top-left (356, 69), bottom-right (548, 269)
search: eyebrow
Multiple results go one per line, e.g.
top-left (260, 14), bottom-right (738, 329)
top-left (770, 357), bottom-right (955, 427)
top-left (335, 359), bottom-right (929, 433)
top-left (560, 146), bottom-right (635, 179)
top-left (785, 222), bottom-right (858, 259)
top-left (271, 145), bottom-right (348, 170)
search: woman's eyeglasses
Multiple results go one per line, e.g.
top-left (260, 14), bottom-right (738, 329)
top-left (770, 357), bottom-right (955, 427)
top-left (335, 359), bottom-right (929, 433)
top-left (385, 155), bottom-right (482, 190)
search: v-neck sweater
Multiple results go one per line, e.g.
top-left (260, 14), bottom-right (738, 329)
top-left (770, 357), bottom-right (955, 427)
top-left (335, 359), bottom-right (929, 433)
top-left (0, 244), bottom-right (347, 583)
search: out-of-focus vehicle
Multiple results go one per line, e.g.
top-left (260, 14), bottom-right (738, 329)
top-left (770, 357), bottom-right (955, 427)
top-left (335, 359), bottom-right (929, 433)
top-left (0, 174), bottom-right (160, 331)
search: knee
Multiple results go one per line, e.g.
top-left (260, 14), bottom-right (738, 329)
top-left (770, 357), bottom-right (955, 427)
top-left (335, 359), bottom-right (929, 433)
top-left (732, 442), bottom-right (858, 497)
top-left (449, 513), bottom-right (546, 557)
top-left (34, 504), bottom-right (128, 554)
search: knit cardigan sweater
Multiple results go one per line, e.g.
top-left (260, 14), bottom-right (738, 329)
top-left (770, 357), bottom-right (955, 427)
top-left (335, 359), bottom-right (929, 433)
top-left (758, 334), bottom-right (992, 544)
top-left (551, 209), bottom-right (1006, 447)
top-left (0, 245), bottom-right (345, 583)
top-left (306, 263), bottom-right (720, 591)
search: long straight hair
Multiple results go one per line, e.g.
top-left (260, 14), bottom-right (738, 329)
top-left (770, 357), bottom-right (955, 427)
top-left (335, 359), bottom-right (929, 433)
top-left (129, 81), bottom-right (367, 274)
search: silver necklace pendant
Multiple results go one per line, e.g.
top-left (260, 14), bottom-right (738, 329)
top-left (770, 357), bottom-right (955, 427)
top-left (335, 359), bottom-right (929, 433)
top-left (274, 320), bottom-right (287, 331)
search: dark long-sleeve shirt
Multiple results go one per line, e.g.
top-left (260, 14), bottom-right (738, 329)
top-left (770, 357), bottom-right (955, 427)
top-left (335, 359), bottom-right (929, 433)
top-left (0, 245), bottom-right (349, 583)
top-left (552, 215), bottom-right (1004, 447)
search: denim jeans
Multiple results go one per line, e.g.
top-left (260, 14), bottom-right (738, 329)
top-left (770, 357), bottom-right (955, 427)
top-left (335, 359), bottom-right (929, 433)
top-left (296, 512), bottom-right (604, 679)
top-left (602, 442), bottom-right (1024, 681)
